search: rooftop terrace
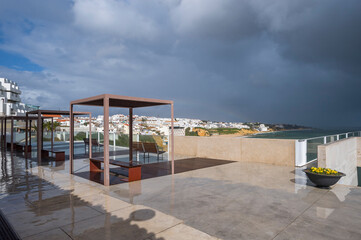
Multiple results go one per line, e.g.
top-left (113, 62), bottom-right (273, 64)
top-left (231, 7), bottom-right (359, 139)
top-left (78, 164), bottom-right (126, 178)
top-left (1, 145), bottom-right (361, 240)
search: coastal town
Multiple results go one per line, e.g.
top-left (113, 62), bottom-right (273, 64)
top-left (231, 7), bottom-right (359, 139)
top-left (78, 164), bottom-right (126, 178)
top-left (0, 77), bottom-right (305, 138)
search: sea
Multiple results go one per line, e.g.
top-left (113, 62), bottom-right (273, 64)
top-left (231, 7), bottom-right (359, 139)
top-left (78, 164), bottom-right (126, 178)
top-left (248, 128), bottom-right (361, 140)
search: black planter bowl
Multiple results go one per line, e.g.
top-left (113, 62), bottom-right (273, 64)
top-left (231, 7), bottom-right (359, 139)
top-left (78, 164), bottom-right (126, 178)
top-left (303, 169), bottom-right (346, 188)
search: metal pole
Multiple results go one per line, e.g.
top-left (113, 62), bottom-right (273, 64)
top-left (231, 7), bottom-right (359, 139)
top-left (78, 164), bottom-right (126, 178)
top-left (10, 117), bottom-right (13, 153)
top-left (70, 104), bottom-right (74, 174)
top-left (41, 118), bottom-right (44, 151)
top-left (89, 113), bottom-right (92, 158)
top-left (25, 113), bottom-right (28, 157)
top-left (113, 132), bottom-right (116, 149)
top-left (129, 107), bottom-right (133, 165)
top-left (37, 112), bottom-right (42, 164)
top-left (51, 117), bottom-right (54, 153)
top-left (4, 117), bottom-right (7, 151)
top-left (1, 118), bottom-right (3, 149)
top-left (104, 97), bottom-right (110, 186)
top-left (171, 103), bottom-right (174, 175)
top-left (29, 120), bottom-right (32, 149)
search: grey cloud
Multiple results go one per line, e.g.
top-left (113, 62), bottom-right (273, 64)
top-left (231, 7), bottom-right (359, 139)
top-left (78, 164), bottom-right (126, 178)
top-left (0, 0), bottom-right (360, 127)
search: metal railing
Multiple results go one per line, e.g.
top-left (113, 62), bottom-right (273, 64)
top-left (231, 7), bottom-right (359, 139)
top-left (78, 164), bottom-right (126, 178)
top-left (295, 131), bottom-right (361, 166)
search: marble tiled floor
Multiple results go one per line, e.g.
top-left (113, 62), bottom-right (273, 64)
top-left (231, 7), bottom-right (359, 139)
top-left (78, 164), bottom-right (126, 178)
top-left (1, 151), bottom-right (361, 240)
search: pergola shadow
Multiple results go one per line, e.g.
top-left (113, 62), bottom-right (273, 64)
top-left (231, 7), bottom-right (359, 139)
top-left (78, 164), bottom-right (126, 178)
top-left (73, 157), bottom-right (236, 186)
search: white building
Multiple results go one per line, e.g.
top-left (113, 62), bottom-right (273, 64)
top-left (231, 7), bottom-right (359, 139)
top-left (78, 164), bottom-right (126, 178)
top-left (0, 77), bottom-right (37, 116)
top-left (258, 124), bottom-right (268, 132)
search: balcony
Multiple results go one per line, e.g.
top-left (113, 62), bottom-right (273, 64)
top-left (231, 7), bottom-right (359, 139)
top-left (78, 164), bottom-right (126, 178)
top-left (6, 92), bottom-right (21, 102)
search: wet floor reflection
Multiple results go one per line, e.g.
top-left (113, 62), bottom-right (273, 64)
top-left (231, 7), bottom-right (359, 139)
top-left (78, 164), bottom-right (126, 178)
top-left (2, 146), bottom-right (361, 240)
top-left (0, 151), bottom-right (171, 239)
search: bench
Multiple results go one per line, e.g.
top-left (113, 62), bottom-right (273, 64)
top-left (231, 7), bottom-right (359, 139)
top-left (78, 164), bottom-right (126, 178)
top-left (41, 149), bottom-right (65, 161)
top-left (132, 141), bottom-right (145, 153)
top-left (6, 142), bottom-right (31, 152)
top-left (83, 138), bottom-right (102, 153)
top-left (14, 143), bottom-right (32, 152)
top-left (90, 157), bottom-right (142, 182)
top-left (142, 142), bottom-right (166, 160)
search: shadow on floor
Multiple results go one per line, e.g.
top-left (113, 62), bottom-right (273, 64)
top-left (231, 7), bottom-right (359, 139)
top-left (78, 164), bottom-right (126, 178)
top-left (74, 158), bottom-right (236, 186)
top-left (0, 152), bottom-right (166, 239)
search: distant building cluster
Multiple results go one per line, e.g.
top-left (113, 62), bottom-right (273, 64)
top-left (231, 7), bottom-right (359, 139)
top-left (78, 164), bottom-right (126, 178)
top-left (52, 114), bottom-right (271, 137)
top-left (0, 78), bottom-right (38, 116)
top-left (0, 77), bottom-right (272, 136)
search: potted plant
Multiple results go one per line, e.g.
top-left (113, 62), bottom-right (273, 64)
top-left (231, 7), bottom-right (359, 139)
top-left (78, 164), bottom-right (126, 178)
top-left (303, 167), bottom-right (345, 187)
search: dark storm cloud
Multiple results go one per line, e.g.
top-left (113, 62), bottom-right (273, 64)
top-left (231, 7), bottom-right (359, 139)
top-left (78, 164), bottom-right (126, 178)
top-left (0, 0), bottom-right (360, 127)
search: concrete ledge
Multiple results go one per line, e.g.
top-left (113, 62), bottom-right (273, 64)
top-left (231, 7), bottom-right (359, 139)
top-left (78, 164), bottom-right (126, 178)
top-left (174, 136), bottom-right (295, 166)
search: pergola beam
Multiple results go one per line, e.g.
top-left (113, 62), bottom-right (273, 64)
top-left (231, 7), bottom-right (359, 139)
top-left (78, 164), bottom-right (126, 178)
top-left (129, 107), bottom-right (133, 165)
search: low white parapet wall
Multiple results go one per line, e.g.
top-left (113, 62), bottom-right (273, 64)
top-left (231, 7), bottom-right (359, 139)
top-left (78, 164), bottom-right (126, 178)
top-left (317, 137), bottom-right (360, 186)
top-left (174, 136), bottom-right (295, 166)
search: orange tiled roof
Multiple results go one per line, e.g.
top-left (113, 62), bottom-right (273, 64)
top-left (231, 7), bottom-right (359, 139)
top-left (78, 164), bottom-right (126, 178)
top-left (43, 114), bottom-right (62, 118)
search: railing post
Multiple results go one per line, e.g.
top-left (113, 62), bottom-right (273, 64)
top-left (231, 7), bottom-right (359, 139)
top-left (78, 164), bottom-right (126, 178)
top-left (295, 140), bottom-right (307, 167)
top-left (136, 134), bottom-right (139, 161)
top-left (337, 135), bottom-right (339, 141)
top-left (323, 137), bottom-right (327, 144)
top-left (346, 133), bottom-right (349, 138)
top-left (113, 132), bottom-right (116, 149)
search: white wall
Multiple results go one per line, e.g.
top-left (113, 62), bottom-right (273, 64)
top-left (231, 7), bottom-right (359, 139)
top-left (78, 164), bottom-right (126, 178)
top-left (318, 137), bottom-right (359, 186)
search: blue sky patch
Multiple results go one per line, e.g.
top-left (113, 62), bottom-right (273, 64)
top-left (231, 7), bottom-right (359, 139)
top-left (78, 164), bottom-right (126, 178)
top-left (0, 49), bottom-right (43, 72)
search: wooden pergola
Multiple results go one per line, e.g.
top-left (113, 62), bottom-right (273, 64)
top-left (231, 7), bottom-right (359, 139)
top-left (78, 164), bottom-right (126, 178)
top-left (26, 110), bottom-right (90, 163)
top-left (69, 94), bottom-right (174, 186)
top-left (0, 115), bottom-right (46, 152)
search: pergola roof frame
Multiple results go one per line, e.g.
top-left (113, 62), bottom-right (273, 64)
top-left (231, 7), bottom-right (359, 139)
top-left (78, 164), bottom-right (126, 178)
top-left (25, 110), bottom-right (91, 163)
top-left (69, 94), bottom-right (175, 186)
top-left (0, 115), bottom-right (50, 153)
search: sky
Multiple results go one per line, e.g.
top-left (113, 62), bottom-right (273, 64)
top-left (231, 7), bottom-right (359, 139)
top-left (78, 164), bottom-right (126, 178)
top-left (0, 0), bottom-right (360, 128)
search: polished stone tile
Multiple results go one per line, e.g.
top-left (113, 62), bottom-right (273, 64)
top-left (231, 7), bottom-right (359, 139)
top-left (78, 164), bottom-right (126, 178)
top-left (274, 215), bottom-right (361, 240)
top-left (153, 223), bottom-right (219, 240)
top-left (61, 205), bottom-right (182, 240)
top-left (6, 200), bottom-right (102, 238)
top-left (0, 193), bottom-right (35, 215)
top-left (23, 228), bottom-right (72, 240)
top-left (80, 193), bottom-right (131, 213)
top-left (3, 150), bottom-right (361, 240)
top-left (301, 204), bottom-right (361, 234)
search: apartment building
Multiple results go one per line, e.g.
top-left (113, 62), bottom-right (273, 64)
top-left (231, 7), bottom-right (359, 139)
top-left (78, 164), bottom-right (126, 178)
top-left (0, 77), bottom-right (38, 116)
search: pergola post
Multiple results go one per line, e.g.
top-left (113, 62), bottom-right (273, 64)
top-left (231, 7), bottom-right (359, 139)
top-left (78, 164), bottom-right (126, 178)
top-left (10, 117), bottom-right (13, 153)
top-left (41, 118), bottom-right (44, 150)
top-left (51, 117), bottom-right (54, 153)
top-left (171, 103), bottom-right (174, 175)
top-left (3, 117), bottom-right (6, 151)
top-left (89, 113), bottom-right (92, 158)
top-left (70, 104), bottom-right (74, 174)
top-left (103, 96), bottom-right (110, 186)
top-left (37, 113), bottom-right (42, 164)
top-left (129, 107), bottom-right (133, 165)
top-left (25, 113), bottom-right (28, 158)
top-left (1, 117), bottom-right (3, 149)
top-left (29, 120), bottom-right (32, 151)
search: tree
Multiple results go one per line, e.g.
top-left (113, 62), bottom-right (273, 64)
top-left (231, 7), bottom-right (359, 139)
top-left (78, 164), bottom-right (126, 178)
top-left (185, 127), bottom-right (198, 136)
top-left (43, 121), bottom-right (61, 131)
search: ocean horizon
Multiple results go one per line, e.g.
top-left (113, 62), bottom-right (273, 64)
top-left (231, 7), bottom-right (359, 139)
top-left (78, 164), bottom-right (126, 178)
top-left (248, 128), bottom-right (361, 140)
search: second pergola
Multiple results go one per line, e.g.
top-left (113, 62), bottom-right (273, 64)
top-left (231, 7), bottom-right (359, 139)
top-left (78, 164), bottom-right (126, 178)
top-left (69, 94), bottom-right (174, 186)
